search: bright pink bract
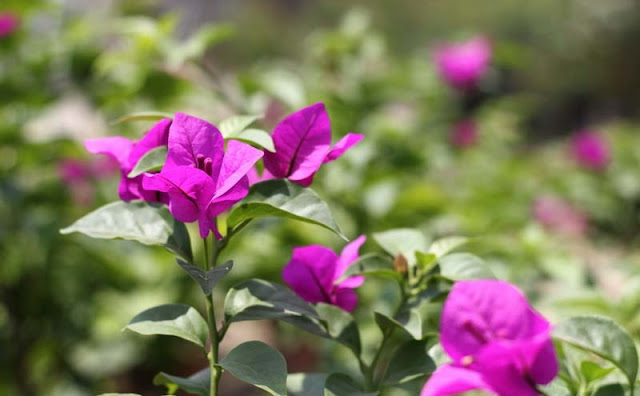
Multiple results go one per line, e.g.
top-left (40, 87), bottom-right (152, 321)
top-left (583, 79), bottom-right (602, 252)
top-left (571, 130), bottom-right (610, 171)
top-left (434, 36), bottom-right (491, 91)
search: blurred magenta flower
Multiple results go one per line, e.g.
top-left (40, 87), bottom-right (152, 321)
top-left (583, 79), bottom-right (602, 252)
top-left (533, 196), bottom-right (587, 237)
top-left (85, 119), bottom-right (172, 202)
top-left (449, 119), bottom-right (478, 148)
top-left (421, 280), bottom-right (557, 396)
top-left (0, 13), bottom-right (19, 37)
top-left (433, 36), bottom-right (491, 91)
top-left (143, 113), bottom-right (263, 238)
top-left (283, 235), bottom-right (366, 312)
top-left (59, 157), bottom-right (118, 206)
top-left (261, 103), bottom-right (363, 186)
top-left (570, 130), bottom-right (610, 171)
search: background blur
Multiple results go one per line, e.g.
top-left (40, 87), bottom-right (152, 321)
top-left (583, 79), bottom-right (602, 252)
top-left (3, 0), bottom-right (640, 395)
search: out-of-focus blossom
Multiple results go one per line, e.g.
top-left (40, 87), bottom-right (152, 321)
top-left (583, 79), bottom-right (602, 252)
top-left (143, 113), bottom-right (263, 238)
top-left (532, 196), bottom-right (587, 237)
top-left (449, 119), bottom-right (478, 148)
top-left (421, 280), bottom-right (558, 396)
top-left (0, 13), bottom-right (19, 37)
top-left (259, 103), bottom-right (363, 186)
top-left (433, 36), bottom-right (491, 91)
top-left (59, 157), bottom-right (118, 206)
top-left (283, 235), bottom-right (366, 312)
top-left (84, 119), bottom-right (172, 202)
top-left (570, 130), bottom-right (610, 171)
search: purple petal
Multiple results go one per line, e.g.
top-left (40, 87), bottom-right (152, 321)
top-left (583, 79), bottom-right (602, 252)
top-left (324, 133), bottom-right (364, 163)
top-left (282, 245), bottom-right (339, 304)
top-left (334, 235), bottom-right (366, 280)
top-left (420, 364), bottom-right (496, 396)
top-left (208, 176), bottom-right (250, 220)
top-left (521, 332), bottom-right (559, 385)
top-left (332, 287), bottom-right (359, 312)
top-left (143, 166), bottom-right (215, 223)
top-left (433, 36), bottom-right (492, 90)
top-left (165, 113), bottom-right (224, 175)
top-left (474, 343), bottom-right (541, 396)
top-left (215, 140), bottom-right (264, 196)
top-left (85, 136), bottom-right (134, 169)
top-left (263, 103), bottom-right (331, 182)
top-left (128, 118), bottom-right (171, 166)
top-left (440, 280), bottom-right (550, 362)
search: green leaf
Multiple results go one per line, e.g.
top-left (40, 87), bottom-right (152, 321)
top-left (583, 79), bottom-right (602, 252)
top-left (340, 253), bottom-right (402, 282)
top-left (112, 111), bottom-right (173, 124)
top-left (225, 279), bottom-right (320, 324)
top-left (125, 304), bottom-right (208, 348)
top-left (428, 236), bottom-right (468, 258)
top-left (383, 340), bottom-right (435, 386)
top-left (128, 146), bottom-right (167, 177)
top-left (61, 201), bottom-right (192, 261)
top-left (415, 251), bottom-right (437, 271)
top-left (154, 368), bottom-right (210, 396)
top-left (316, 303), bottom-right (361, 355)
top-left (228, 180), bottom-right (346, 240)
top-left (228, 128), bottom-right (275, 152)
top-left (176, 259), bottom-right (233, 295)
top-left (219, 341), bottom-right (288, 396)
top-left (372, 228), bottom-right (428, 267)
top-left (554, 315), bottom-right (639, 389)
top-left (580, 361), bottom-right (616, 383)
top-left (287, 373), bottom-right (328, 396)
top-left (538, 379), bottom-right (573, 396)
top-left (593, 384), bottom-right (626, 396)
top-left (167, 24), bottom-right (235, 68)
top-left (219, 114), bottom-right (261, 136)
top-left (374, 301), bottom-right (440, 341)
top-left (438, 253), bottom-right (495, 280)
top-left (323, 374), bottom-right (374, 396)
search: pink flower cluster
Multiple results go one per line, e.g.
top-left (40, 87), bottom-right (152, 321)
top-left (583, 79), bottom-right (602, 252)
top-left (434, 36), bottom-right (492, 91)
top-left (570, 130), bottom-right (610, 171)
top-left (0, 12), bottom-right (18, 37)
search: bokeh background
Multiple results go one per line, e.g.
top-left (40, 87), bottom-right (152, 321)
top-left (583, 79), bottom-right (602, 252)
top-left (3, 0), bottom-right (640, 395)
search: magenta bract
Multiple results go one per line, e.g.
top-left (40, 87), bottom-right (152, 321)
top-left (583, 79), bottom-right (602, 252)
top-left (0, 13), bottom-right (19, 37)
top-left (570, 130), bottom-right (610, 171)
top-left (421, 280), bottom-right (558, 396)
top-left (282, 235), bottom-right (366, 312)
top-left (433, 36), bottom-right (491, 91)
top-left (84, 119), bottom-right (172, 202)
top-left (143, 113), bottom-right (263, 238)
top-left (261, 103), bottom-right (363, 186)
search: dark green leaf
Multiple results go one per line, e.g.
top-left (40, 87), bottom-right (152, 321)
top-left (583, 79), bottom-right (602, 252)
top-left (225, 279), bottom-right (320, 323)
top-left (316, 303), bottom-right (361, 355)
top-left (374, 301), bottom-right (440, 341)
top-left (593, 384), bottom-right (626, 396)
top-left (383, 340), bottom-right (435, 386)
top-left (60, 201), bottom-right (193, 261)
top-left (128, 146), bottom-right (167, 177)
top-left (228, 180), bottom-right (346, 239)
top-left (112, 111), bottom-right (173, 124)
top-left (177, 259), bottom-right (233, 295)
top-left (219, 341), bottom-right (287, 396)
top-left (438, 253), bottom-right (494, 280)
top-left (219, 114), bottom-right (261, 136)
top-left (372, 229), bottom-right (428, 267)
top-left (154, 368), bottom-right (210, 396)
top-left (125, 304), bottom-right (208, 348)
top-left (287, 373), bottom-right (328, 396)
top-left (555, 315), bottom-right (639, 389)
top-left (323, 374), bottom-right (374, 396)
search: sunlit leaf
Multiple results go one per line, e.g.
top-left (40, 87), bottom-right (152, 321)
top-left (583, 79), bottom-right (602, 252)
top-left (125, 304), bottom-right (208, 348)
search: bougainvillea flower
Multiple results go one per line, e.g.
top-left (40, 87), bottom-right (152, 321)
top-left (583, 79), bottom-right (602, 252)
top-left (0, 13), bottom-right (19, 37)
top-left (533, 196), bottom-right (587, 237)
top-left (570, 130), bottom-right (610, 171)
top-left (59, 157), bottom-right (119, 206)
top-left (421, 280), bottom-right (558, 396)
top-left (85, 118), bottom-right (171, 202)
top-left (261, 103), bottom-right (363, 186)
top-left (143, 113), bottom-right (263, 238)
top-left (449, 119), bottom-right (478, 148)
top-left (283, 235), bottom-right (366, 312)
top-left (433, 36), bottom-right (491, 90)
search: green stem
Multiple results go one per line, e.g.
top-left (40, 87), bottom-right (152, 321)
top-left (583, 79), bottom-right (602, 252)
top-left (203, 237), bottom-right (222, 396)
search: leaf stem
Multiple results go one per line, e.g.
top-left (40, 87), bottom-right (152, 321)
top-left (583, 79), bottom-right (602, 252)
top-left (203, 237), bottom-right (222, 396)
